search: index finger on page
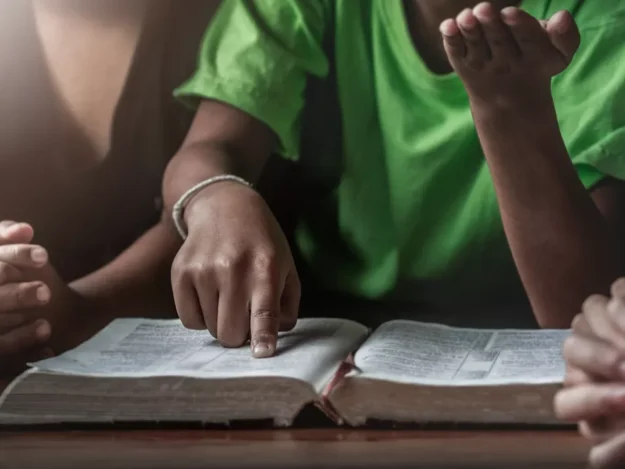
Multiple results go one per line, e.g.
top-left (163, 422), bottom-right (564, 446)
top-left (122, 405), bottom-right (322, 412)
top-left (249, 285), bottom-right (280, 359)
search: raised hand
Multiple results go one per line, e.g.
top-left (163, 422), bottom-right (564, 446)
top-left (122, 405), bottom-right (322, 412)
top-left (440, 2), bottom-right (580, 103)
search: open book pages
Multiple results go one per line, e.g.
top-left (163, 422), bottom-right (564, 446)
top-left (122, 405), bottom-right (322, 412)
top-left (327, 320), bottom-right (570, 426)
top-left (0, 318), bottom-right (368, 426)
top-left (0, 317), bottom-right (570, 427)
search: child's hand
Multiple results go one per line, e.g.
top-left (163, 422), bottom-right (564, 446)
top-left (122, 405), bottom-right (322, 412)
top-left (440, 2), bottom-right (580, 106)
top-left (171, 182), bottom-right (300, 359)
top-left (555, 279), bottom-right (625, 468)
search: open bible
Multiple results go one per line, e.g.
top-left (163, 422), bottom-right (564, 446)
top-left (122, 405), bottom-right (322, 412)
top-left (0, 318), bottom-right (569, 427)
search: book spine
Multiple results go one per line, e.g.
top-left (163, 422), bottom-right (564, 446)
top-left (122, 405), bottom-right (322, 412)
top-left (315, 354), bottom-right (358, 425)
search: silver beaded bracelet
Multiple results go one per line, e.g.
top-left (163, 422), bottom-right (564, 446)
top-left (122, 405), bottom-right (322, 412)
top-left (172, 174), bottom-right (253, 240)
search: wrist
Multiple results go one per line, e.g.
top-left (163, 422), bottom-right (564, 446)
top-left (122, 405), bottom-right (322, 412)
top-left (182, 179), bottom-right (256, 233)
top-left (468, 85), bottom-right (555, 118)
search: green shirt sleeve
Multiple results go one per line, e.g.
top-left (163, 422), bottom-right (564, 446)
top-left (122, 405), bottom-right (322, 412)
top-left (174, 0), bottom-right (330, 160)
top-left (554, 18), bottom-right (625, 188)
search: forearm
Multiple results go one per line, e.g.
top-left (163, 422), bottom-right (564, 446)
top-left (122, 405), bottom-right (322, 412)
top-left (472, 95), bottom-right (623, 328)
top-left (70, 221), bottom-right (180, 326)
top-left (163, 101), bottom-right (276, 224)
top-left (163, 141), bottom-right (266, 211)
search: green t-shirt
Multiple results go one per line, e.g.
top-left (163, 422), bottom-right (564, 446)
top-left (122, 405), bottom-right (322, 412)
top-left (175, 0), bottom-right (625, 305)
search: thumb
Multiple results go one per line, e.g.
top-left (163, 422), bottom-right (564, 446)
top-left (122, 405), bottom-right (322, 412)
top-left (546, 11), bottom-right (580, 64)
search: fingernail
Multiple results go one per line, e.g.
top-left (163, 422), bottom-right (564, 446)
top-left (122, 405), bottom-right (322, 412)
top-left (252, 342), bottom-right (274, 359)
top-left (36, 285), bottom-right (50, 302)
top-left (35, 320), bottom-right (51, 340)
top-left (31, 248), bottom-right (47, 264)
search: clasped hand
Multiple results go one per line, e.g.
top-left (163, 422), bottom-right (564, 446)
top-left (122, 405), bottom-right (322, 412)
top-left (556, 279), bottom-right (625, 468)
top-left (0, 221), bottom-right (81, 374)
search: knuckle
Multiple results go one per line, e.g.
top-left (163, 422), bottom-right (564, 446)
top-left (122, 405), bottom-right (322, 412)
top-left (252, 249), bottom-right (278, 276)
top-left (8, 244), bottom-right (22, 261)
top-left (213, 252), bottom-right (245, 275)
top-left (188, 261), bottom-right (213, 281)
top-left (252, 308), bottom-right (279, 320)
top-left (170, 255), bottom-right (186, 280)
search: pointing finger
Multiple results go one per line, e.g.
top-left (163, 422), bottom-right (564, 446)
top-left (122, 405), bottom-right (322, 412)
top-left (250, 281), bottom-right (281, 359)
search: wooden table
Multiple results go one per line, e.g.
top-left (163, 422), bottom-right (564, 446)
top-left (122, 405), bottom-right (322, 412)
top-left (0, 428), bottom-right (590, 469)
top-left (1, 374), bottom-right (589, 469)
